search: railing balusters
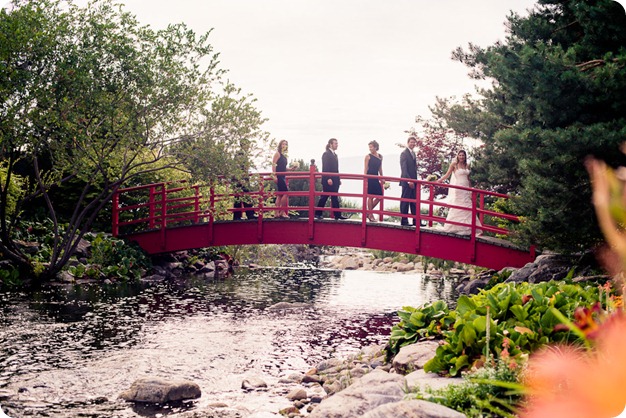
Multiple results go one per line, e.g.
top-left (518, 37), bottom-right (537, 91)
top-left (308, 164), bottom-right (316, 240)
top-left (112, 171), bottom-right (521, 242)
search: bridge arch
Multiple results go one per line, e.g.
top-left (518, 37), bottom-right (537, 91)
top-left (112, 167), bottom-right (536, 270)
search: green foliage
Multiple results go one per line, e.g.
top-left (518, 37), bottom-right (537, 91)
top-left (0, 165), bottom-right (25, 217)
top-left (484, 269), bottom-right (512, 291)
top-left (0, 0), bottom-right (268, 281)
top-left (369, 249), bottom-right (397, 260)
top-left (421, 256), bottom-right (456, 271)
top-left (412, 357), bottom-right (524, 418)
top-left (0, 265), bottom-right (21, 287)
top-left (431, 0), bottom-right (626, 252)
top-left (386, 300), bottom-right (452, 361)
top-left (67, 233), bottom-right (151, 281)
top-left (228, 244), bottom-right (297, 267)
top-left (386, 281), bottom-right (608, 377)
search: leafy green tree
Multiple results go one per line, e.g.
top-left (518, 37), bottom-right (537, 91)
top-left (431, 0), bottom-right (626, 252)
top-left (0, 0), bottom-right (269, 282)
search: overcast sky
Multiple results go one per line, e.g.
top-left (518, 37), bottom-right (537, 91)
top-left (110, 0), bottom-right (545, 161)
top-left (6, 0), bottom-right (626, 162)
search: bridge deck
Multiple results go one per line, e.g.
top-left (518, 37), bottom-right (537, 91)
top-left (124, 217), bottom-right (535, 270)
top-left (113, 168), bottom-right (537, 270)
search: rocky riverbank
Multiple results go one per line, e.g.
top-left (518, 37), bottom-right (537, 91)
top-left (3, 238), bottom-right (610, 417)
top-left (112, 248), bottom-right (609, 417)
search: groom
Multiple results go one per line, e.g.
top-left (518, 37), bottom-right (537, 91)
top-left (399, 136), bottom-right (418, 226)
top-left (315, 138), bottom-right (347, 220)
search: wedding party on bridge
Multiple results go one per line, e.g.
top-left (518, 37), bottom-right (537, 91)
top-left (1, 0), bottom-right (626, 418)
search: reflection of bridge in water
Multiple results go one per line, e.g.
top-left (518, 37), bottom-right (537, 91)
top-left (112, 167), bottom-right (536, 270)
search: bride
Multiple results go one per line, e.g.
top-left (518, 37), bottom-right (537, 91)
top-left (435, 150), bottom-right (482, 235)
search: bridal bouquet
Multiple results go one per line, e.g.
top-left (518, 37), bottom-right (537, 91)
top-left (289, 161), bottom-right (299, 170)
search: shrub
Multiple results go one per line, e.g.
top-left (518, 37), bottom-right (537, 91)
top-left (386, 280), bottom-right (612, 376)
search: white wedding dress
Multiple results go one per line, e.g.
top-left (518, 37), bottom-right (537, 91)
top-left (441, 168), bottom-right (482, 235)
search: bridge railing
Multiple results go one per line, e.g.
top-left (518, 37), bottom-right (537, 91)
top-left (112, 165), bottom-right (520, 240)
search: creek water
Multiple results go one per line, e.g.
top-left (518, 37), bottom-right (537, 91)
top-left (0, 267), bottom-right (458, 417)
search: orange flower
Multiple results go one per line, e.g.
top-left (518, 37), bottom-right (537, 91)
top-left (520, 312), bottom-right (626, 418)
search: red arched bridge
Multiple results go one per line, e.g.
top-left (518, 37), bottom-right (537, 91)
top-left (112, 167), bottom-right (536, 270)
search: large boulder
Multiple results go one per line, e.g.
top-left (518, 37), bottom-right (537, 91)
top-left (119, 378), bottom-right (201, 403)
top-left (362, 399), bottom-right (466, 418)
top-left (392, 341), bottom-right (439, 374)
top-left (404, 369), bottom-right (463, 392)
top-left (308, 369), bottom-right (405, 417)
top-left (506, 254), bottom-right (573, 284)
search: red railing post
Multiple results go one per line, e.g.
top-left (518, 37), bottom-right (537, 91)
top-left (309, 163), bottom-right (316, 240)
top-left (112, 191), bottom-right (119, 237)
top-left (159, 183), bottom-right (167, 249)
top-left (194, 185), bottom-right (200, 223)
top-left (208, 184), bottom-right (215, 244)
top-left (258, 180), bottom-right (264, 242)
top-left (148, 186), bottom-right (156, 229)
top-left (414, 178), bottom-right (421, 251)
top-left (361, 173), bottom-right (368, 245)
top-left (428, 185), bottom-right (435, 227)
top-left (379, 178), bottom-right (385, 222)
top-left (470, 189), bottom-right (477, 262)
top-left (479, 193), bottom-right (485, 225)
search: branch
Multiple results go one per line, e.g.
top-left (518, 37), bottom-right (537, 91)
top-left (576, 58), bottom-right (622, 72)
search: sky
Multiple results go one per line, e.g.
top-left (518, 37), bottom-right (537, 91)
top-left (111, 0), bottom-right (545, 161)
top-left (4, 0), bottom-right (626, 164)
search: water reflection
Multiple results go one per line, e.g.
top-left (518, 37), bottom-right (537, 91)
top-left (0, 268), bottom-right (458, 417)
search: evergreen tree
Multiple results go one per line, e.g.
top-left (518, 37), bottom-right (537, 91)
top-left (433, 0), bottom-right (626, 252)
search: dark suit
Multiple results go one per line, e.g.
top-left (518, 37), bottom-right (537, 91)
top-left (316, 149), bottom-right (341, 218)
top-left (232, 177), bottom-right (256, 220)
top-left (399, 147), bottom-right (418, 225)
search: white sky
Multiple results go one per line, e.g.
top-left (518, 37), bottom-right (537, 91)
top-left (5, 0), bottom-right (626, 162)
top-left (116, 0), bottom-right (544, 160)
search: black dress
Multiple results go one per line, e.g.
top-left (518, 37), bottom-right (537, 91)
top-left (367, 154), bottom-right (383, 195)
top-left (275, 153), bottom-right (288, 191)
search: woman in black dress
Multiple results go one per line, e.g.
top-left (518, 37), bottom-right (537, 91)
top-left (272, 139), bottom-right (290, 218)
top-left (364, 140), bottom-right (384, 222)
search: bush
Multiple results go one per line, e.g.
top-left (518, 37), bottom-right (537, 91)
top-left (411, 356), bottom-right (524, 418)
top-left (385, 280), bottom-right (612, 376)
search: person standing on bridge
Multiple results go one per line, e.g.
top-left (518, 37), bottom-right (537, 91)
top-left (232, 151), bottom-right (257, 220)
top-left (364, 140), bottom-right (384, 222)
top-left (399, 136), bottom-right (418, 226)
top-left (316, 138), bottom-right (347, 220)
top-left (435, 149), bottom-right (482, 235)
top-left (272, 139), bottom-right (290, 218)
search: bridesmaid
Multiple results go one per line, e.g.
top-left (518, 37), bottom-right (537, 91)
top-left (272, 139), bottom-right (290, 218)
top-left (364, 140), bottom-right (384, 222)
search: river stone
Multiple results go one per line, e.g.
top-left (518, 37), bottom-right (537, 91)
top-left (405, 369), bottom-right (463, 392)
top-left (178, 408), bottom-right (247, 418)
top-left (308, 369), bottom-right (405, 417)
top-left (119, 378), bottom-right (201, 403)
top-left (316, 358), bottom-right (343, 372)
top-left (286, 388), bottom-right (307, 401)
top-left (362, 399), bottom-right (466, 418)
top-left (338, 256), bottom-right (360, 270)
top-left (241, 376), bottom-right (268, 390)
top-left (392, 341), bottom-right (439, 374)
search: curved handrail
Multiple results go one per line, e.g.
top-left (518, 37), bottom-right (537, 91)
top-left (112, 166), bottom-right (519, 241)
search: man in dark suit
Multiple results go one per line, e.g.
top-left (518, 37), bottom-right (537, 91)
top-left (399, 136), bottom-right (418, 226)
top-left (315, 138), bottom-right (347, 220)
top-left (232, 153), bottom-right (257, 220)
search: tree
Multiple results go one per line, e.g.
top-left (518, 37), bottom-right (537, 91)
top-left (431, 0), bottom-right (626, 252)
top-left (0, 0), bottom-right (269, 282)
